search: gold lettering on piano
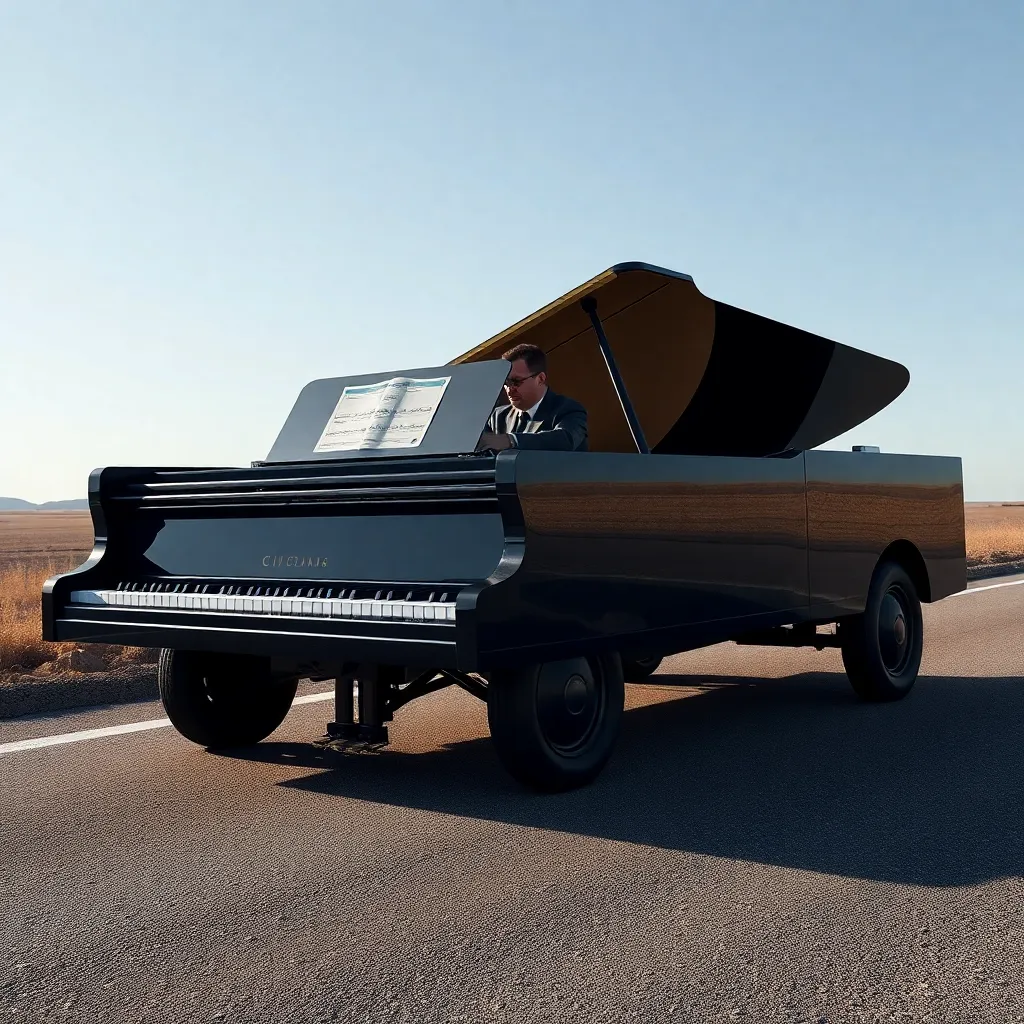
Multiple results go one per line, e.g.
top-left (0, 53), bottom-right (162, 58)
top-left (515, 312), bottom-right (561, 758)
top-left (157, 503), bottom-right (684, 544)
top-left (261, 555), bottom-right (329, 569)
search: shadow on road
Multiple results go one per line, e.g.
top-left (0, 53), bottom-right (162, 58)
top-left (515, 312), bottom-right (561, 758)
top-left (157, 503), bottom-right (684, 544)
top-left (220, 671), bottom-right (1024, 887)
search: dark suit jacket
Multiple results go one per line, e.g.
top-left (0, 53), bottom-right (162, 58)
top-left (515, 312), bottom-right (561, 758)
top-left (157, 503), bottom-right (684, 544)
top-left (486, 388), bottom-right (588, 451)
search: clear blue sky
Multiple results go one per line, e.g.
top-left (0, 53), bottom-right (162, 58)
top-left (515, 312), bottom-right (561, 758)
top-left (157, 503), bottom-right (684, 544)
top-left (2, 1), bottom-right (1021, 503)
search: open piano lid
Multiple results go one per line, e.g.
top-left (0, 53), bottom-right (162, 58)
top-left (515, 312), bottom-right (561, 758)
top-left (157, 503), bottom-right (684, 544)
top-left (450, 262), bottom-right (909, 457)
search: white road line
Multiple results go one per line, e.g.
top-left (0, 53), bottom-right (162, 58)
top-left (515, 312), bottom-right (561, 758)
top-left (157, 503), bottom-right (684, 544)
top-left (1, 717), bottom-right (173, 754)
top-left (1, 577), bottom-right (1020, 757)
top-left (0, 690), bottom-right (335, 757)
top-left (292, 691), bottom-right (337, 705)
top-left (954, 578), bottom-right (1024, 596)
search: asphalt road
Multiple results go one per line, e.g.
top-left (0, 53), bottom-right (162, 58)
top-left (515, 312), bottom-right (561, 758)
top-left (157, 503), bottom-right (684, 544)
top-left (2, 578), bottom-right (1024, 1024)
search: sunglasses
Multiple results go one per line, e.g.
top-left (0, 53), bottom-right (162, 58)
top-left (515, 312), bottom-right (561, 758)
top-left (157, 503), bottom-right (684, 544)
top-left (504, 371), bottom-right (541, 389)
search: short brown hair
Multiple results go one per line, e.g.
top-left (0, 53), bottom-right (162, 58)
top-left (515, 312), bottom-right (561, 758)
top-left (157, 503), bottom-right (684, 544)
top-left (501, 343), bottom-right (546, 375)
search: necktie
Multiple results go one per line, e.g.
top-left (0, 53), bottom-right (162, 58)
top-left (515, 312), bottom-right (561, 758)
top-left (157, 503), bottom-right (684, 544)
top-left (515, 410), bottom-right (530, 433)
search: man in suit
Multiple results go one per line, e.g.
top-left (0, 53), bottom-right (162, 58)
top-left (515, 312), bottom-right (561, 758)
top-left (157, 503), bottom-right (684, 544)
top-left (477, 342), bottom-right (588, 451)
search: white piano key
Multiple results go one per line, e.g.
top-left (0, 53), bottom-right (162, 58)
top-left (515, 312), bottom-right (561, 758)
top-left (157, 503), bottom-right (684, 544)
top-left (67, 587), bottom-right (456, 624)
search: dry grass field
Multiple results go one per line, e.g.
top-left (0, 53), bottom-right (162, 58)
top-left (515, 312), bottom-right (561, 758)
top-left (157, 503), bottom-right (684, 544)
top-left (0, 511), bottom-right (156, 679)
top-left (963, 501), bottom-right (1024, 566)
top-left (0, 510), bottom-right (95, 575)
top-left (1, 505), bottom-right (1023, 686)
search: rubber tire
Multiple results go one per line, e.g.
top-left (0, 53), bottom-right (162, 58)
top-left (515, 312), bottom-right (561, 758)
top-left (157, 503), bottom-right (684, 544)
top-left (157, 649), bottom-right (298, 748)
top-left (486, 654), bottom-right (625, 792)
top-left (838, 559), bottom-right (923, 702)
top-left (622, 655), bottom-right (663, 681)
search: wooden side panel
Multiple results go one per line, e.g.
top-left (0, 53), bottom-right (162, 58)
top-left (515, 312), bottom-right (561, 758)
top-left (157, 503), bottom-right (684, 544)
top-left (473, 453), bottom-right (811, 663)
top-left (805, 451), bottom-right (966, 611)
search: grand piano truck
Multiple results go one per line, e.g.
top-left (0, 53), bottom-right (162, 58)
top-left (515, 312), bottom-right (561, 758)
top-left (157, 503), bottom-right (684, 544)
top-left (42, 263), bottom-right (966, 792)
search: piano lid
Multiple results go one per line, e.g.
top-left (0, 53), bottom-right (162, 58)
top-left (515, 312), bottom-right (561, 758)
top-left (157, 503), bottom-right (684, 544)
top-left (449, 262), bottom-right (909, 457)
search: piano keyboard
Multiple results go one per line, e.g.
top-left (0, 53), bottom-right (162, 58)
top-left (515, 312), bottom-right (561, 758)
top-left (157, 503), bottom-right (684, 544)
top-left (69, 587), bottom-right (457, 623)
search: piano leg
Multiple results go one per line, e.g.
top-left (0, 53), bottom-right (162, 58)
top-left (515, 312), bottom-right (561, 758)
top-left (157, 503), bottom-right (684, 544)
top-left (326, 663), bottom-right (358, 742)
top-left (354, 662), bottom-right (401, 745)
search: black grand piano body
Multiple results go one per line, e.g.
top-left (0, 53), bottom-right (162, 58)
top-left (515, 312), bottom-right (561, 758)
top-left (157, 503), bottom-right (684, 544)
top-left (43, 263), bottom-right (966, 790)
top-left (44, 447), bottom-right (963, 673)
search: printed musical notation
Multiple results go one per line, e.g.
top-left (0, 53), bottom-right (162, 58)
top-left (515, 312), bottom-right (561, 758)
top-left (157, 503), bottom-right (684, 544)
top-left (313, 376), bottom-right (451, 452)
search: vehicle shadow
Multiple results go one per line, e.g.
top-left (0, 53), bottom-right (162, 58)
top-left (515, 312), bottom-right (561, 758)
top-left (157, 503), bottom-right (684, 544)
top-left (220, 671), bottom-right (1024, 887)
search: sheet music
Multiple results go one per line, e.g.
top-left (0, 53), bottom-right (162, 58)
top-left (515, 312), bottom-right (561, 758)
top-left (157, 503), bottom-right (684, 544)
top-left (313, 376), bottom-right (451, 452)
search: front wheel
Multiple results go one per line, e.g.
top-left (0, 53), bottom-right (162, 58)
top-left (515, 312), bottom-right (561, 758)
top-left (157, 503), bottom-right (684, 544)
top-left (838, 559), bottom-right (923, 702)
top-left (487, 654), bottom-right (625, 792)
top-left (158, 649), bottom-right (298, 747)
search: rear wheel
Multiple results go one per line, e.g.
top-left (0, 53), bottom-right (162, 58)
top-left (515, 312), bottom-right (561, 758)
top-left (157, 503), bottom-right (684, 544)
top-left (487, 654), bottom-right (624, 792)
top-left (838, 559), bottom-right (923, 702)
top-left (157, 649), bottom-right (298, 747)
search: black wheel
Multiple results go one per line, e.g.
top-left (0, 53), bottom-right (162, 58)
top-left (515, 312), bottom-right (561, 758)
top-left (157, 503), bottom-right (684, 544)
top-left (622, 654), bottom-right (663, 681)
top-left (487, 654), bottom-right (625, 792)
top-left (838, 559), bottom-right (923, 702)
top-left (157, 649), bottom-right (298, 747)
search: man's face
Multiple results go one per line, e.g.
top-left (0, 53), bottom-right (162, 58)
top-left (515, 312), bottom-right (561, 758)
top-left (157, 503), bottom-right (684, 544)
top-left (504, 358), bottom-right (547, 410)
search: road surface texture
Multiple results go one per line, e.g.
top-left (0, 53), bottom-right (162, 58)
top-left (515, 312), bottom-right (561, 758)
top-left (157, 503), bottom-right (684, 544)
top-left (2, 578), bottom-right (1023, 1024)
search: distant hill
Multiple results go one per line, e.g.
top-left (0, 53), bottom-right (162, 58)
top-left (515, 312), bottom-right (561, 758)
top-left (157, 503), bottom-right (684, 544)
top-left (0, 497), bottom-right (88, 511)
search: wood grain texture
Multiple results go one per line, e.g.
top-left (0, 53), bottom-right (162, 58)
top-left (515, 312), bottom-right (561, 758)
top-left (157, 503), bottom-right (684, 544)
top-left (518, 480), bottom-right (806, 544)
top-left (806, 481), bottom-right (966, 558)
